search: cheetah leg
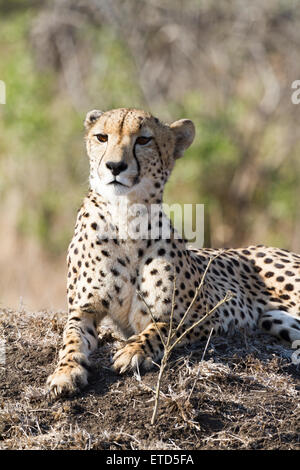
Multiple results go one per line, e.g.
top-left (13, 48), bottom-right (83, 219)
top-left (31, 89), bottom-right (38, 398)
top-left (259, 310), bottom-right (300, 344)
top-left (47, 308), bottom-right (100, 398)
top-left (112, 315), bottom-right (218, 374)
top-left (113, 322), bottom-right (168, 373)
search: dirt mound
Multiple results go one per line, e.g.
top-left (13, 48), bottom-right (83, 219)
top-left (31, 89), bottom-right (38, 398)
top-left (0, 308), bottom-right (299, 450)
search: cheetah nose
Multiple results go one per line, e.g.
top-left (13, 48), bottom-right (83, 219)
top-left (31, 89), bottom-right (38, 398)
top-left (106, 161), bottom-right (128, 176)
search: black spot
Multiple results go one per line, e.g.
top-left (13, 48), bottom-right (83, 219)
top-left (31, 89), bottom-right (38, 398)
top-left (145, 339), bottom-right (154, 354)
top-left (265, 271), bottom-right (274, 278)
top-left (70, 316), bottom-right (81, 322)
top-left (231, 258), bottom-right (239, 267)
top-left (102, 299), bottom-right (109, 308)
top-left (285, 283), bottom-right (294, 291)
top-left (87, 328), bottom-right (97, 338)
top-left (117, 258), bottom-right (126, 267)
top-left (279, 329), bottom-right (290, 342)
top-left (262, 320), bottom-right (272, 331)
top-left (91, 222), bottom-right (98, 230)
top-left (227, 265), bottom-right (234, 275)
top-left (280, 294), bottom-right (290, 300)
top-left (285, 271), bottom-right (295, 277)
top-left (243, 263), bottom-right (251, 273)
top-left (264, 258), bottom-right (273, 264)
top-left (274, 263), bottom-right (284, 269)
top-left (158, 248), bottom-right (166, 256)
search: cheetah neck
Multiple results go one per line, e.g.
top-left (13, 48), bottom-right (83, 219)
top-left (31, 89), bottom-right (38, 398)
top-left (86, 189), bottom-right (181, 248)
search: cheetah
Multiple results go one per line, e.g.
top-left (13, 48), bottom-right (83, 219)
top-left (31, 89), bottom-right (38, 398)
top-left (47, 107), bottom-right (300, 398)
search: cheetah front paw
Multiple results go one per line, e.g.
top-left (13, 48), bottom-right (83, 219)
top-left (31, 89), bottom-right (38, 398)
top-left (113, 340), bottom-right (154, 374)
top-left (46, 361), bottom-right (89, 400)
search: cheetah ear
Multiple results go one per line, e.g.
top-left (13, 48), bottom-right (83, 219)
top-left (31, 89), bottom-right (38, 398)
top-left (170, 119), bottom-right (195, 159)
top-left (84, 109), bottom-right (103, 130)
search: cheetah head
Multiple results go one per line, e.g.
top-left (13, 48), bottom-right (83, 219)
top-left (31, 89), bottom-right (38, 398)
top-left (84, 108), bottom-right (195, 203)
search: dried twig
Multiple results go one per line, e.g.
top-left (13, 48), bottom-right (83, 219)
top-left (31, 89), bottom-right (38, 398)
top-left (188, 327), bottom-right (214, 401)
top-left (139, 254), bottom-right (233, 425)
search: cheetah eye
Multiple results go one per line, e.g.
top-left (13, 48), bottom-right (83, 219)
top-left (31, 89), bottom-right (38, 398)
top-left (95, 134), bottom-right (108, 143)
top-left (136, 136), bottom-right (152, 146)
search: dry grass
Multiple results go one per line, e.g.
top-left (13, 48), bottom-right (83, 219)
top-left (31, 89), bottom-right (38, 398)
top-left (0, 308), bottom-right (299, 450)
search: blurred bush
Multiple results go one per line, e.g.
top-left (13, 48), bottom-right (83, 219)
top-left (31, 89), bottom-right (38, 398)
top-left (0, 0), bottom-right (300, 308)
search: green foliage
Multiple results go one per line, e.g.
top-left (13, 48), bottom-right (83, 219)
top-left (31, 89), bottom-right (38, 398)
top-left (0, 10), bottom-right (85, 253)
top-left (0, 9), bottom-right (145, 253)
top-left (85, 25), bottom-right (144, 109)
top-left (0, 3), bottom-right (299, 256)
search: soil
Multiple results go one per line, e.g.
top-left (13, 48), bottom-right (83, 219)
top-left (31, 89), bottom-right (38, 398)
top-left (0, 308), bottom-right (299, 450)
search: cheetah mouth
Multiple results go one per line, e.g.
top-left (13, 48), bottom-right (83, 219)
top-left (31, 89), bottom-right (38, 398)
top-left (108, 180), bottom-right (130, 188)
top-left (107, 176), bottom-right (133, 189)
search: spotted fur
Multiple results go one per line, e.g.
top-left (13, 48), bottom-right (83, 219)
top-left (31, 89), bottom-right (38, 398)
top-left (47, 108), bottom-right (300, 398)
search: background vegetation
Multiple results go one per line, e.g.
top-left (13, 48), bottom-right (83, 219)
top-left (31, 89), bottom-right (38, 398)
top-left (1, 0), bottom-right (300, 309)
